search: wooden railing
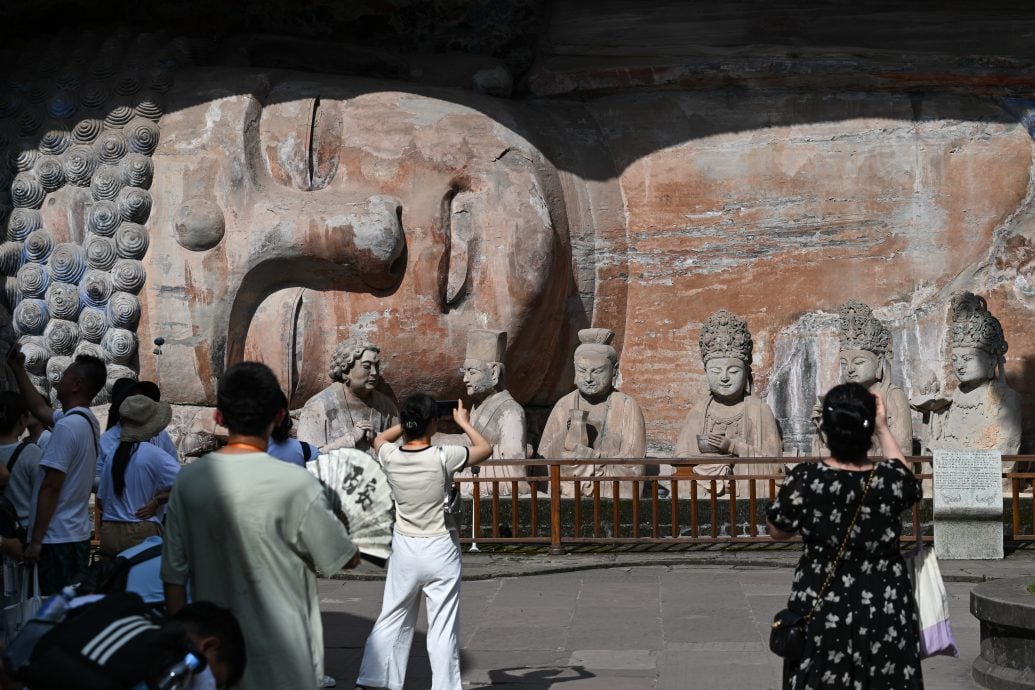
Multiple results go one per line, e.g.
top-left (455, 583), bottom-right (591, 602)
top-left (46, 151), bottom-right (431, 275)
top-left (453, 457), bottom-right (1035, 554)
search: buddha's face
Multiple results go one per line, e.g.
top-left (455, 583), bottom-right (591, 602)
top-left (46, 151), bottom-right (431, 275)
top-left (706, 357), bottom-right (748, 402)
top-left (140, 73), bottom-right (571, 406)
top-left (839, 349), bottom-right (880, 387)
top-left (951, 347), bottom-right (995, 387)
top-left (574, 351), bottom-right (614, 398)
top-left (345, 350), bottom-right (381, 397)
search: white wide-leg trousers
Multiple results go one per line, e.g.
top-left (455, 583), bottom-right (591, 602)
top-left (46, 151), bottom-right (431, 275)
top-left (356, 532), bottom-right (462, 690)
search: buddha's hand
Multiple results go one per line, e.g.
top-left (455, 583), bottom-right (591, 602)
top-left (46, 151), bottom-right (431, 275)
top-left (352, 420), bottom-right (373, 444)
top-left (809, 398), bottom-right (823, 426)
top-left (706, 433), bottom-right (732, 454)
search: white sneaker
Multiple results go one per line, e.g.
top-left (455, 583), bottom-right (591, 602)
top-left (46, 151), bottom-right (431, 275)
top-left (319, 674), bottom-right (337, 688)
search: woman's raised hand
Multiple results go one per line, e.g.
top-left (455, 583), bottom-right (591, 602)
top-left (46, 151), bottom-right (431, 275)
top-left (873, 391), bottom-right (889, 430)
top-left (452, 398), bottom-right (470, 426)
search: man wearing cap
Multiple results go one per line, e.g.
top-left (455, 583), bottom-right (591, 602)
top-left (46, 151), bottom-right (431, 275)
top-left (453, 329), bottom-right (529, 496)
top-left (96, 395), bottom-right (180, 558)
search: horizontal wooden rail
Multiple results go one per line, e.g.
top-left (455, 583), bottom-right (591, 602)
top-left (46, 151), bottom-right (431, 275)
top-left (450, 456), bottom-right (1035, 552)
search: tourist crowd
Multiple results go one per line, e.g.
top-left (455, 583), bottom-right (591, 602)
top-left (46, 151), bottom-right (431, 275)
top-left (0, 345), bottom-right (927, 690)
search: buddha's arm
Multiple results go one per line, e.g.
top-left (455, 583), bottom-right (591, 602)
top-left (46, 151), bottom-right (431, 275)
top-left (728, 402), bottom-right (782, 458)
top-left (886, 387), bottom-right (914, 456)
top-left (537, 405), bottom-right (567, 459)
top-left (495, 407), bottom-right (528, 459)
top-left (617, 396), bottom-right (647, 459)
top-left (995, 389), bottom-right (1023, 454)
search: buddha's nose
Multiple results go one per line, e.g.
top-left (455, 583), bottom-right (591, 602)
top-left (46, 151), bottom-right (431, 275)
top-left (306, 195), bottom-right (406, 290)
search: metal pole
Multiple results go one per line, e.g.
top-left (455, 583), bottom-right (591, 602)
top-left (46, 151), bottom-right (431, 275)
top-left (468, 465), bottom-right (480, 552)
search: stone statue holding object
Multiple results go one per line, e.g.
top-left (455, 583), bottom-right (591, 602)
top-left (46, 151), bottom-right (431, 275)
top-left (913, 292), bottom-right (1021, 461)
top-left (296, 338), bottom-right (399, 457)
top-left (538, 328), bottom-right (646, 498)
top-left (674, 309), bottom-right (783, 498)
top-left (452, 328), bottom-right (529, 496)
top-left (810, 300), bottom-right (913, 457)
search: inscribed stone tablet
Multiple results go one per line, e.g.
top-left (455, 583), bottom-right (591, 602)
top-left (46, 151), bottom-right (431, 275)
top-left (933, 449), bottom-right (1003, 559)
top-left (933, 449), bottom-right (1002, 518)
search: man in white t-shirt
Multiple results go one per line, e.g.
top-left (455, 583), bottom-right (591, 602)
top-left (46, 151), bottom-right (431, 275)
top-left (8, 350), bottom-right (106, 594)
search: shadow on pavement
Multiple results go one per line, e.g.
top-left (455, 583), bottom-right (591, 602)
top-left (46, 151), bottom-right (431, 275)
top-left (487, 666), bottom-right (596, 687)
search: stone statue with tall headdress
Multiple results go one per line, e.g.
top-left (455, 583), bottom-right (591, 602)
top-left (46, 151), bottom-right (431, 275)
top-left (297, 336), bottom-right (399, 457)
top-left (811, 300), bottom-right (913, 456)
top-left (913, 292), bottom-right (1021, 462)
top-left (451, 328), bottom-right (529, 496)
top-left (674, 309), bottom-right (783, 497)
top-left (538, 328), bottom-right (646, 497)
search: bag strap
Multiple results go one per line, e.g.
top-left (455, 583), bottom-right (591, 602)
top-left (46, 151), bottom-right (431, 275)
top-left (438, 447), bottom-right (451, 499)
top-left (64, 410), bottom-right (100, 457)
top-left (6, 442), bottom-right (28, 472)
top-left (301, 441), bottom-right (313, 462)
top-left (804, 465), bottom-right (877, 622)
top-left (124, 543), bottom-right (163, 568)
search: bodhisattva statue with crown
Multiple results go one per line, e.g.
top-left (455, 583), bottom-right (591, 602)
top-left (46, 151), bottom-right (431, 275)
top-left (912, 292), bottom-right (1021, 470)
top-left (297, 338), bottom-right (400, 457)
top-left (674, 309), bottom-right (783, 498)
top-left (538, 328), bottom-right (646, 498)
top-left (810, 300), bottom-right (913, 456)
top-left (451, 328), bottom-right (530, 496)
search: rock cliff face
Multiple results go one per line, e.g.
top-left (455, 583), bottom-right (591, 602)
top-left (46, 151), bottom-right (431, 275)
top-left (3, 2), bottom-right (1035, 454)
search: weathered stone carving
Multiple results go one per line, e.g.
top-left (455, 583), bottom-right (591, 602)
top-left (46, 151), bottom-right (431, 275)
top-left (296, 338), bottom-right (399, 456)
top-left (810, 300), bottom-right (913, 456)
top-left (140, 70), bottom-right (572, 412)
top-left (674, 310), bottom-right (782, 497)
top-left (452, 328), bottom-right (529, 497)
top-left (0, 32), bottom-right (172, 401)
top-left (913, 292), bottom-right (1022, 460)
top-left (538, 328), bottom-right (646, 497)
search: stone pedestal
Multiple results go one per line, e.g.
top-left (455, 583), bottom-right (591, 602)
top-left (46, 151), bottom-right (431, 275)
top-left (971, 577), bottom-right (1035, 689)
top-left (933, 449), bottom-right (1004, 560)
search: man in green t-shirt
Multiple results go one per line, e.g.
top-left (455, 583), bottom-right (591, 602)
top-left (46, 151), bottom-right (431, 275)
top-left (162, 362), bottom-right (359, 690)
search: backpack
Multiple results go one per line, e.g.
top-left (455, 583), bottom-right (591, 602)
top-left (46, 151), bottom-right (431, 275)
top-left (0, 442), bottom-right (30, 541)
top-left (75, 544), bottom-right (163, 598)
top-left (12, 592), bottom-right (195, 690)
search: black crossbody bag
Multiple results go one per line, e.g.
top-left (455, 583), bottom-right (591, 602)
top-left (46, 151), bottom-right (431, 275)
top-left (770, 466), bottom-right (875, 660)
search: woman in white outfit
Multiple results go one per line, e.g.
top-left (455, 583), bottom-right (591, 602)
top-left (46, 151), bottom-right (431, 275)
top-left (356, 393), bottom-right (491, 690)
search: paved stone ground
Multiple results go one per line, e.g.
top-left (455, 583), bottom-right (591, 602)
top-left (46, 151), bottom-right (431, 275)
top-left (320, 562), bottom-right (984, 689)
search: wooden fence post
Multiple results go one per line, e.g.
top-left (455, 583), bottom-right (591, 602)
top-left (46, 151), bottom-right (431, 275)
top-left (549, 462), bottom-right (565, 555)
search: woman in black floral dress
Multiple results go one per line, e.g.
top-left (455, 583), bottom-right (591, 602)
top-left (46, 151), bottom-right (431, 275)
top-left (767, 383), bottom-right (923, 689)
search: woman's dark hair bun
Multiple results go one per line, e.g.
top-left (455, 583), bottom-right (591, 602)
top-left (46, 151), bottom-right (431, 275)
top-left (820, 382), bottom-right (877, 462)
top-left (399, 393), bottom-right (436, 441)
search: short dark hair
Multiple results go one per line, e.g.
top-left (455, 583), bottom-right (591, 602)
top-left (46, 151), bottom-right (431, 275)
top-left (400, 393), bottom-right (436, 441)
top-left (173, 601), bottom-right (246, 688)
top-left (73, 354), bottom-right (107, 399)
top-left (820, 382), bottom-right (877, 463)
top-left (0, 391), bottom-right (28, 435)
top-left (217, 362), bottom-right (283, 437)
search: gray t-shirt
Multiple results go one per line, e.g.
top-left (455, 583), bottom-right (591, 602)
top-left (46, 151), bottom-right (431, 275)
top-left (379, 443), bottom-right (468, 537)
top-left (0, 441), bottom-right (42, 525)
top-left (29, 408), bottom-right (99, 543)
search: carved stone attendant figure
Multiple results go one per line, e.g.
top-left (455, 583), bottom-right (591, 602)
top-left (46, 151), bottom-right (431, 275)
top-left (297, 339), bottom-right (399, 456)
top-left (454, 329), bottom-right (529, 496)
top-left (538, 328), bottom-right (646, 497)
top-left (675, 310), bottom-right (782, 498)
top-left (913, 292), bottom-right (1021, 463)
top-left (811, 300), bottom-right (913, 456)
